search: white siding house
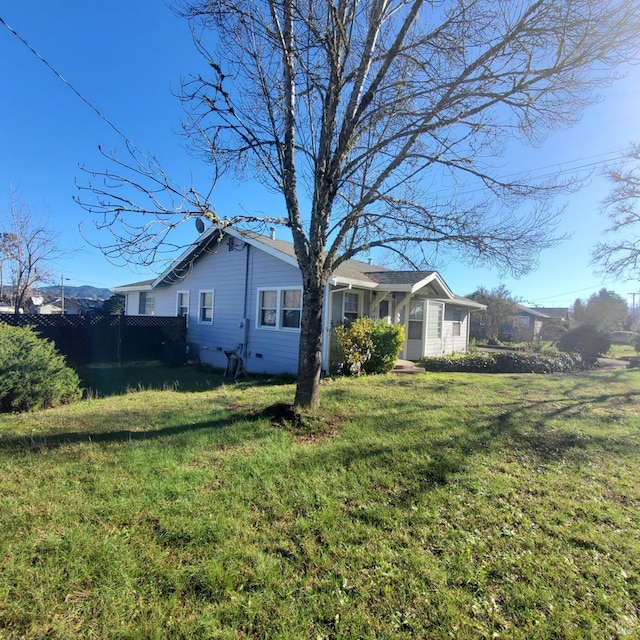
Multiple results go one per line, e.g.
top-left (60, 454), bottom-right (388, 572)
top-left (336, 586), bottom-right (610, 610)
top-left (113, 227), bottom-right (484, 374)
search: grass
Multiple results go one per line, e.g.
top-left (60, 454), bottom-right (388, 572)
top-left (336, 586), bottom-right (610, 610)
top-left (1, 364), bottom-right (639, 638)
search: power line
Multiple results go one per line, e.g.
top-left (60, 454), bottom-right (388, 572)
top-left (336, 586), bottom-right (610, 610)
top-left (2, 12), bottom-right (638, 202)
top-left (0, 15), bottom-right (139, 151)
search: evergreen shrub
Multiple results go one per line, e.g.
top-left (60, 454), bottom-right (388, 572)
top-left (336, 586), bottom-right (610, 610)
top-left (557, 324), bottom-right (611, 365)
top-left (0, 324), bottom-right (82, 412)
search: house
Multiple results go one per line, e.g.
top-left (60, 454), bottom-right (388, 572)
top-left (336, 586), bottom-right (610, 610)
top-left (499, 304), bottom-right (551, 342)
top-left (499, 305), bottom-right (571, 342)
top-left (113, 227), bottom-right (485, 374)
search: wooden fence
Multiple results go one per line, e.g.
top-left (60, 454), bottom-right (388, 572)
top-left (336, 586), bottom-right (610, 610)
top-left (0, 314), bottom-right (186, 365)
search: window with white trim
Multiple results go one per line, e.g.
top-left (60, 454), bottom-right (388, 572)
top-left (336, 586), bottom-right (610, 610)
top-left (177, 291), bottom-right (189, 317)
top-left (343, 291), bottom-right (360, 323)
top-left (408, 302), bottom-right (424, 340)
top-left (199, 290), bottom-right (214, 324)
top-left (138, 291), bottom-right (155, 315)
top-left (281, 289), bottom-right (302, 328)
top-left (452, 307), bottom-right (462, 337)
top-left (426, 301), bottom-right (444, 339)
top-left (257, 288), bottom-right (302, 330)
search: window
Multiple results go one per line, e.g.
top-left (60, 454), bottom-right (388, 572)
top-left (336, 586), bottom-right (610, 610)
top-left (343, 292), bottom-right (360, 323)
top-left (177, 291), bottom-right (189, 317)
top-left (257, 288), bottom-right (302, 330)
top-left (452, 307), bottom-right (462, 337)
top-left (281, 289), bottom-right (302, 328)
top-left (426, 301), bottom-right (444, 339)
top-left (259, 290), bottom-right (277, 327)
top-left (199, 291), bottom-right (214, 324)
top-left (138, 291), bottom-right (155, 315)
top-left (408, 302), bottom-right (424, 340)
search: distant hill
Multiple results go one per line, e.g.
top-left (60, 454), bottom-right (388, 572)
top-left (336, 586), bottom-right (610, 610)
top-left (39, 285), bottom-right (114, 301)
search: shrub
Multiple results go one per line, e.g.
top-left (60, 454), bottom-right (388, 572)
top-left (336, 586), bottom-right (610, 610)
top-left (366, 321), bottom-right (405, 374)
top-left (0, 324), bottom-right (81, 412)
top-left (557, 324), bottom-right (611, 365)
top-left (334, 318), bottom-right (405, 375)
top-left (418, 351), bottom-right (586, 374)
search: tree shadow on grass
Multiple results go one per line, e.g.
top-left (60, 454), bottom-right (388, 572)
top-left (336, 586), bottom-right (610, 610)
top-left (293, 372), bottom-right (640, 504)
top-left (0, 409), bottom-right (266, 455)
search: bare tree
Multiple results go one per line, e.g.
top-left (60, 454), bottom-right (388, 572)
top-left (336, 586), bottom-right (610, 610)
top-left (77, 0), bottom-right (640, 407)
top-left (593, 143), bottom-right (640, 282)
top-left (1, 187), bottom-right (66, 315)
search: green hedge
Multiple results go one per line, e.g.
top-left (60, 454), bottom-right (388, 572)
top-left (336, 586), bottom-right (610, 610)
top-left (0, 324), bottom-right (82, 412)
top-left (418, 351), bottom-right (586, 374)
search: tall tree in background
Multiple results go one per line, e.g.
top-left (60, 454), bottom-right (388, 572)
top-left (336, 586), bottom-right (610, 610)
top-left (78, 0), bottom-right (640, 407)
top-left (573, 288), bottom-right (629, 331)
top-left (1, 187), bottom-right (65, 315)
top-left (593, 144), bottom-right (640, 282)
top-left (468, 285), bottom-right (519, 341)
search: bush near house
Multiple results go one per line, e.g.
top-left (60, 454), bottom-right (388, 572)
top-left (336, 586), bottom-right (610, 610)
top-left (0, 324), bottom-right (81, 412)
top-left (334, 318), bottom-right (405, 375)
top-left (419, 351), bottom-right (586, 374)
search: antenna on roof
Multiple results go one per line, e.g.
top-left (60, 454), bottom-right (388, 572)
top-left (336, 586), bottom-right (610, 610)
top-left (195, 218), bottom-right (205, 234)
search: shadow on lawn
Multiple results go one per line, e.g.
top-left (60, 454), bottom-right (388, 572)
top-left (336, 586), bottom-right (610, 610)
top-left (0, 409), bottom-right (264, 454)
top-left (76, 361), bottom-right (296, 398)
top-left (298, 371), bottom-right (640, 499)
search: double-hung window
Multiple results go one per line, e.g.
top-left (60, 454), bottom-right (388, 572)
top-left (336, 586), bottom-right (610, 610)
top-left (452, 307), bottom-right (462, 337)
top-left (281, 289), bottom-right (302, 328)
top-left (138, 291), bottom-right (155, 315)
top-left (177, 291), bottom-right (189, 317)
top-left (343, 291), bottom-right (360, 323)
top-left (257, 288), bottom-right (302, 330)
top-left (199, 290), bottom-right (214, 324)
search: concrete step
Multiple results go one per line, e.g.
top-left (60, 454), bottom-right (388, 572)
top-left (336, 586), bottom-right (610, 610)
top-left (391, 359), bottom-right (425, 375)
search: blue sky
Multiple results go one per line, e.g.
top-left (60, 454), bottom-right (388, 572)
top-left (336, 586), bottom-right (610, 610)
top-left (1, 2), bottom-right (640, 308)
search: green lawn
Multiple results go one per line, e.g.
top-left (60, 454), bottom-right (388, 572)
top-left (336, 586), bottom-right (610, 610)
top-left (1, 365), bottom-right (639, 638)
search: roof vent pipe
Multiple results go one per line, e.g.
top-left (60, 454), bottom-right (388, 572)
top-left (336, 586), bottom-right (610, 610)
top-left (270, 227), bottom-right (276, 240)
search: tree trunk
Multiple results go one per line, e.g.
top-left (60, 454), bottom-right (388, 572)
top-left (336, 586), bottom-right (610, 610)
top-left (294, 280), bottom-right (325, 408)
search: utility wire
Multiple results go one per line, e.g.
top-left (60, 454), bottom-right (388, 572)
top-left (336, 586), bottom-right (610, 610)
top-left (0, 15), bottom-right (139, 151)
top-left (2, 13), bottom-right (638, 201)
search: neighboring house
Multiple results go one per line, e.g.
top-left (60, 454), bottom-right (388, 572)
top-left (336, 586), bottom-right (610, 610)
top-left (28, 296), bottom-right (103, 315)
top-left (113, 227), bottom-right (485, 374)
top-left (499, 305), bottom-right (571, 342)
top-left (499, 304), bottom-right (550, 342)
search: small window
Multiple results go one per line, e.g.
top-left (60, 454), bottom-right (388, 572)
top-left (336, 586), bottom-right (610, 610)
top-left (259, 290), bottom-right (277, 327)
top-left (177, 291), bottom-right (189, 317)
top-left (343, 292), bottom-right (360, 323)
top-left (408, 302), bottom-right (424, 340)
top-left (138, 291), bottom-right (155, 315)
top-left (281, 289), bottom-right (302, 329)
top-left (452, 307), bottom-right (462, 337)
top-left (199, 291), bottom-right (214, 324)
